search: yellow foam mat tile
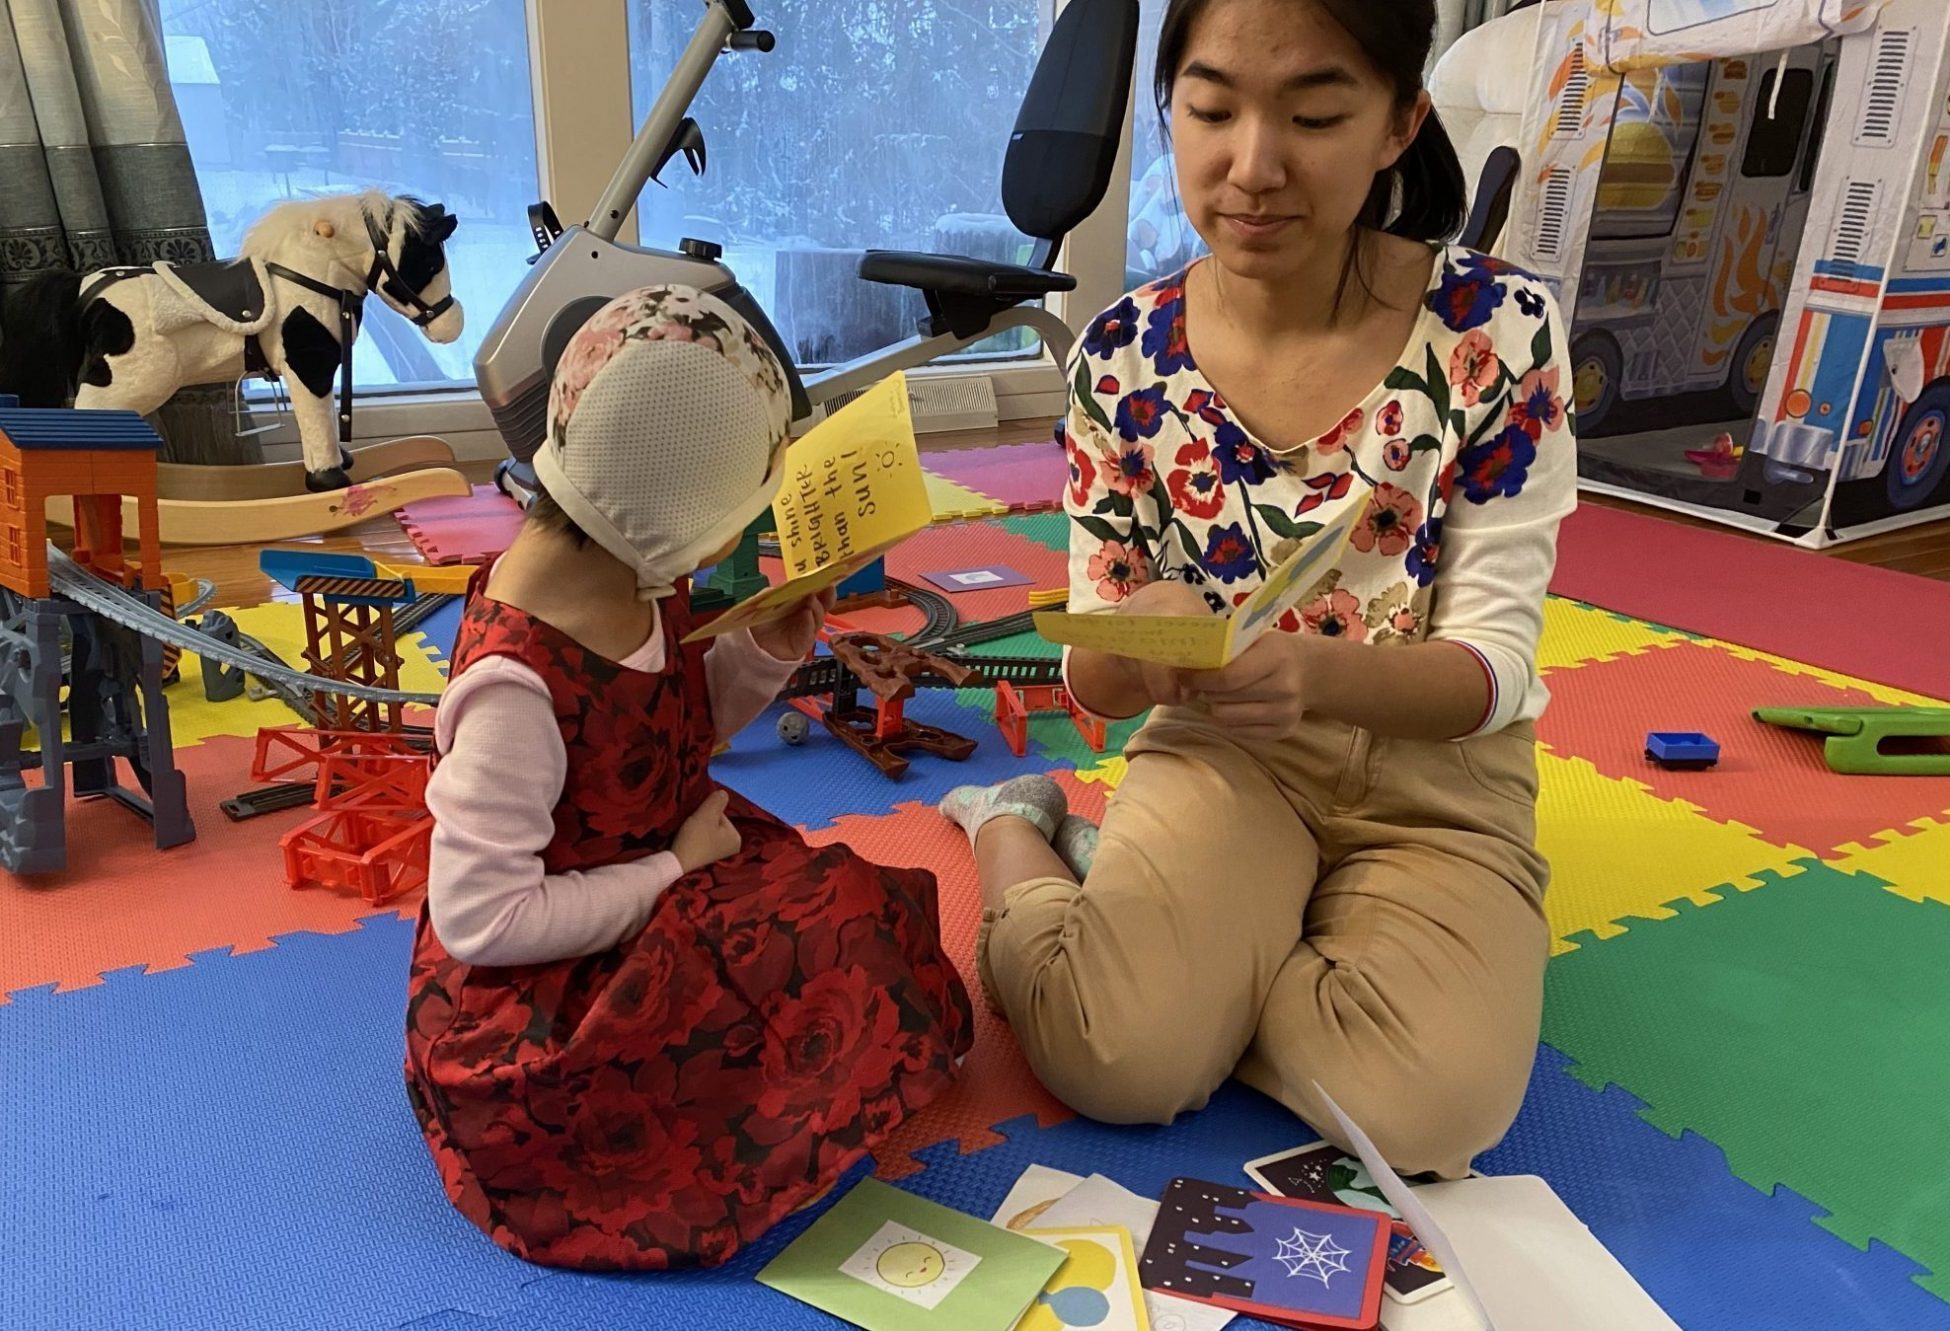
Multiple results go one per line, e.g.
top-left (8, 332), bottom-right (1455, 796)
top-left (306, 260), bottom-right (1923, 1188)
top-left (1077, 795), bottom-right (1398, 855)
top-left (1536, 750), bottom-right (1813, 955)
top-left (1536, 598), bottom-right (1692, 675)
top-left (1702, 640), bottom-right (1949, 709)
top-left (925, 470), bottom-right (1010, 522)
top-left (1832, 816), bottom-right (1950, 908)
top-left (167, 602), bottom-right (449, 748)
top-left (1074, 755), bottom-right (1129, 791)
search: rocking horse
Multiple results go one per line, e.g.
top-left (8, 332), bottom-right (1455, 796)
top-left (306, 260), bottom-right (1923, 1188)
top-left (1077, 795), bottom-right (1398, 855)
top-left (0, 190), bottom-right (473, 544)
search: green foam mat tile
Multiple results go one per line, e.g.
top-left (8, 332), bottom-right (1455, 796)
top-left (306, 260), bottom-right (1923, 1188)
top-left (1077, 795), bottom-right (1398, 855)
top-left (997, 511), bottom-right (1070, 553)
top-left (1544, 859), bottom-right (1950, 1301)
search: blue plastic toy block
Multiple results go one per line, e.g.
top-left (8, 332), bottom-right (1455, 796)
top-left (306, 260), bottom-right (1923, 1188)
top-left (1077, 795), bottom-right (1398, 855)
top-left (0, 407), bottom-right (162, 451)
top-left (1645, 731), bottom-right (1721, 769)
top-left (837, 556), bottom-right (887, 600)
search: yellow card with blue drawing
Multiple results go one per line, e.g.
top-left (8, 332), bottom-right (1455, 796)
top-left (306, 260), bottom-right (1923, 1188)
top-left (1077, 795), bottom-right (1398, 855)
top-left (1016, 1226), bottom-right (1151, 1331)
top-left (684, 372), bottom-right (931, 643)
top-left (1032, 487), bottom-right (1371, 671)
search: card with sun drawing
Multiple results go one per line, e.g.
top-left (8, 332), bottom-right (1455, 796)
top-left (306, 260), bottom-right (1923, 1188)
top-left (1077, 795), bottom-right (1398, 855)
top-left (1137, 1178), bottom-right (1390, 1330)
top-left (759, 1176), bottom-right (1067, 1331)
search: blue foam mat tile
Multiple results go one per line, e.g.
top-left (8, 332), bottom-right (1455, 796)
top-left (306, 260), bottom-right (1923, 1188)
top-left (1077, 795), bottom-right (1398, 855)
top-left (462, 1060), bottom-right (1950, 1331)
top-left (1480, 1046), bottom-right (1950, 1330)
top-left (415, 596), bottom-right (464, 672)
top-left (10, 889), bottom-right (1944, 1330)
top-left (450, 1093), bottom-right (1316, 1331)
top-left (0, 914), bottom-right (535, 1331)
top-left (712, 695), bottom-right (1063, 832)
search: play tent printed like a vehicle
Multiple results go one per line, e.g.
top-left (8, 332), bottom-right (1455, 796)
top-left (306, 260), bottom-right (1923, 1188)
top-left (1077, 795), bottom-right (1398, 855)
top-left (1500, 0), bottom-right (1950, 544)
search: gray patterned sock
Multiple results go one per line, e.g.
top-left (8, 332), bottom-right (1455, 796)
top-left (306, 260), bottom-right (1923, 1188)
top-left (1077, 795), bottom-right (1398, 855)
top-left (1051, 814), bottom-right (1100, 879)
top-left (938, 775), bottom-right (1069, 845)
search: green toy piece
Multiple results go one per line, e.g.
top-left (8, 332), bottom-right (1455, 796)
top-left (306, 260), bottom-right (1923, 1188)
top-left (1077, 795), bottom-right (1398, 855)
top-left (695, 512), bottom-right (774, 613)
top-left (1753, 705), bottom-right (1950, 776)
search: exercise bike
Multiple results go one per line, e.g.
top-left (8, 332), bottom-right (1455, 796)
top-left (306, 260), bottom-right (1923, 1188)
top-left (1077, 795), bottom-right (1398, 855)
top-left (475, 0), bottom-right (1140, 502)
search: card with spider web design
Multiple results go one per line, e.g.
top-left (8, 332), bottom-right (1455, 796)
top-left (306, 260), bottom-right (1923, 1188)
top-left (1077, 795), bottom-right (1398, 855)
top-left (1138, 1178), bottom-right (1390, 1330)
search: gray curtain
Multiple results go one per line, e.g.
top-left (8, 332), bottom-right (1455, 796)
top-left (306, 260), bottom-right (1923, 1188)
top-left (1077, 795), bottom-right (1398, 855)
top-left (0, 0), bottom-right (252, 464)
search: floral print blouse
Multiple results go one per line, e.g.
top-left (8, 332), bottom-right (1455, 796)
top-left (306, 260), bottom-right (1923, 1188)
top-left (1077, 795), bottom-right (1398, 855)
top-left (1060, 244), bottom-right (1578, 736)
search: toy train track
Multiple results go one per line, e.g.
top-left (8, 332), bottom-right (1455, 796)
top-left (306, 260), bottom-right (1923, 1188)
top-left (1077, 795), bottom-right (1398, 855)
top-left (919, 603), bottom-right (1058, 652)
top-left (45, 544), bottom-right (442, 707)
top-left (779, 647), bottom-right (1065, 700)
top-left (232, 592), bottom-right (452, 722)
top-left (778, 653), bottom-right (975, 700)
top-left (883, 578), bottom-right (957, 643)
top-left (219, 782), bottom-right (314, 822)
top-left (938, 653), bottom-right (1065, 687)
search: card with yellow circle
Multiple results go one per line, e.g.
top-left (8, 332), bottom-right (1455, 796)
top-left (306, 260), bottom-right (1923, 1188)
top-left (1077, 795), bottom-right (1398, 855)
top-left (1018, 1226), bottom-right (1151, 1331)
top-left (759, 1177), bottom-right (1067, 1331)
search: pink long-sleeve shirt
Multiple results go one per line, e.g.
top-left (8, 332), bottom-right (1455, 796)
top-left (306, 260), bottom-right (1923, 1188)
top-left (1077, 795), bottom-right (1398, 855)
top-left (423, 604), bottom-right (801, 968)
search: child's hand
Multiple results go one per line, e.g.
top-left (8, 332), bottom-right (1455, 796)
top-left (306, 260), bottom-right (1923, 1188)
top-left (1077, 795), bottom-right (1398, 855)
top-left (751, 587), bottom-right (837, 663)
top-left (674, 790), bottom-right (742, 873)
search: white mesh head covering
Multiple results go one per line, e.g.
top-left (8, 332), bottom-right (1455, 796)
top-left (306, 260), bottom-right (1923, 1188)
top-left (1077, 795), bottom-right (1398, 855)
top-left (533, 285), bottom-right (794, 600)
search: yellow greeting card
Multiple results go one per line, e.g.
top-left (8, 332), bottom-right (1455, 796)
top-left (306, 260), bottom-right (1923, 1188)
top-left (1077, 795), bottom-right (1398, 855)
top-left (1032, 487), bottom-right (1371, 671)
top-left (684, 373), bottom-right (932, 643)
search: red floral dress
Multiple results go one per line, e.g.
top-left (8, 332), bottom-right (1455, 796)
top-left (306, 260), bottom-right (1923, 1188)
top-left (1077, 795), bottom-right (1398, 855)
top-left (403, 580), bottom-right (974, 1271)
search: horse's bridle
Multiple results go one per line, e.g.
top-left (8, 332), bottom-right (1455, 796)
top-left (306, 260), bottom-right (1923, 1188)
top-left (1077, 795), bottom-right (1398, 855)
top-left (263, 204), bottom-right (454, 445)
top-left (360, 206), bottom-right (456, 329)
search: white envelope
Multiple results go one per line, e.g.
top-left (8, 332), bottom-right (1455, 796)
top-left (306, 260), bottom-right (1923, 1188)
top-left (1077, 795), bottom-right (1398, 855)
top-left (1317, 1084), bottom-right (1683, 1331)
top-left (990, 1164), bottom-right (1085, 1231)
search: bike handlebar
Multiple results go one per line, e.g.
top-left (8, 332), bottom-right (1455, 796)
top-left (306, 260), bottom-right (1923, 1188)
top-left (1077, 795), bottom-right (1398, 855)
top-left (587, 0), bottom-right (753, 240)
top-left (729, 30), bottom-right (775, 51)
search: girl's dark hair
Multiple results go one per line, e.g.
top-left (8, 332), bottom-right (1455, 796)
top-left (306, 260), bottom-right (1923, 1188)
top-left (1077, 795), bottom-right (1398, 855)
top-left (1154, 0), bottom-right (1470, 301)
top-left (526, 483), bottom-right (591, 547)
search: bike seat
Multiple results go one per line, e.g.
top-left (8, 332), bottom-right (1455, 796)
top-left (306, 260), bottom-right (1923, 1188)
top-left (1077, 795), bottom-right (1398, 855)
top-left (858, 251), bottom-right (1077, 301)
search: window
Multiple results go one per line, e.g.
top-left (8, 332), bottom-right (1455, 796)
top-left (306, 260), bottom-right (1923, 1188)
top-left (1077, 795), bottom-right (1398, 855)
top-left (1593, 63), bottom-right (1712, 241)
top-left (159, 0), bottom-right (539, 390)
top-left (1799, 61), bottom-right (1838, 195)
top-left (1127, 0), bottom-right (1207, 289)
top-left (1742, 67), bottom-right (1815, 179)
top-left (626, 0), bottom-right (1046, 371)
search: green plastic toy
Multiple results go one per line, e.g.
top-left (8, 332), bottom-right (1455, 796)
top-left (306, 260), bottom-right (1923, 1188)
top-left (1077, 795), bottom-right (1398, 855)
top-left (1753, 705), bottom-right (1950, 775)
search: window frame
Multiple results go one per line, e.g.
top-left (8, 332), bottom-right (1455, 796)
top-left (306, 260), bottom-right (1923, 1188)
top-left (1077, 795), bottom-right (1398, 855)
top-left (301, 0), bottom-right (1135, 457)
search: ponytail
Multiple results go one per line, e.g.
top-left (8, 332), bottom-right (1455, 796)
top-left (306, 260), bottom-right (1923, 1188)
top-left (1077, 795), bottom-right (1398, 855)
top-left (1371, 108), bottom-right (1470, 243)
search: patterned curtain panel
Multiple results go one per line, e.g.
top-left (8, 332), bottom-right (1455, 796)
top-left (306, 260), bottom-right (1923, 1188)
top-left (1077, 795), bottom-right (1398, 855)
top-left (0, 0), bottom-right (247, 464)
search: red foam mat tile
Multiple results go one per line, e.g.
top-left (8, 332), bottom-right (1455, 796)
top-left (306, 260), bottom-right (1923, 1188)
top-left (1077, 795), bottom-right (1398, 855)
top-left (1538, 639), bottom-right (1950, 856)
top-left (394, 485), bottom-right (524, 566)
top-left (1, 734), bottom-right (418, 1002)
top-left (926, 440), bottom-right (1070, 513)
top-left (808, 773), bottom-right (1109, 1176)
top-left (1550, 504), bottom-right (1950, 700)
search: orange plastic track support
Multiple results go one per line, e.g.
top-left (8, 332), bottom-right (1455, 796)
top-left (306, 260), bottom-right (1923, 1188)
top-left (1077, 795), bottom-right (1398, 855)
top-left (280, 807), bottom-right (431, 906)
top-left (993, 680), bottom-right (1106, 759)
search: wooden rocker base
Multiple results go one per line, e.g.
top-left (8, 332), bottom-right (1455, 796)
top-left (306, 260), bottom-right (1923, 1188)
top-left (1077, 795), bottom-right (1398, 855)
top-left (154, 436), bottom-right (457, 502)
top-left (45, 466), bottom-right (471, 546)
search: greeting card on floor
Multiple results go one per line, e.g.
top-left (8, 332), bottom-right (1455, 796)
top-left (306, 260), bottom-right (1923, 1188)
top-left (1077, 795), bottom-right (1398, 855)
top-left (1139, 1178), bottom-right (1389, 1330)
top-left (759, 1176), bottom-right (1066, 1331)
top-left (1016, 1226), bottom-right (1150, 1331)
top-left (1037, 1175), bottom-right (1236, 1331)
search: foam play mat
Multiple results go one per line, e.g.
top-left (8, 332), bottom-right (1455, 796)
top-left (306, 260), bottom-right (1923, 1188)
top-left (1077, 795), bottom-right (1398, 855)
top-left (6, 515), bottom-right (1949, 1330)
top-left (393, 440), bottom-right (1066, 566)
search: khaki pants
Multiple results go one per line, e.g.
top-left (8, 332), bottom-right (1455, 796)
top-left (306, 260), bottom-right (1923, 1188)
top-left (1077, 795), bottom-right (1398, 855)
top-left (978, 710), bottom-right (1551, 1179)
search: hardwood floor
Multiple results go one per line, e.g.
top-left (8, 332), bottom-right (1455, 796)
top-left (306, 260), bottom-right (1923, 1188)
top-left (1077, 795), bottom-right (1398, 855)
top-left (154, 423), bottom-right (1950, 609)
